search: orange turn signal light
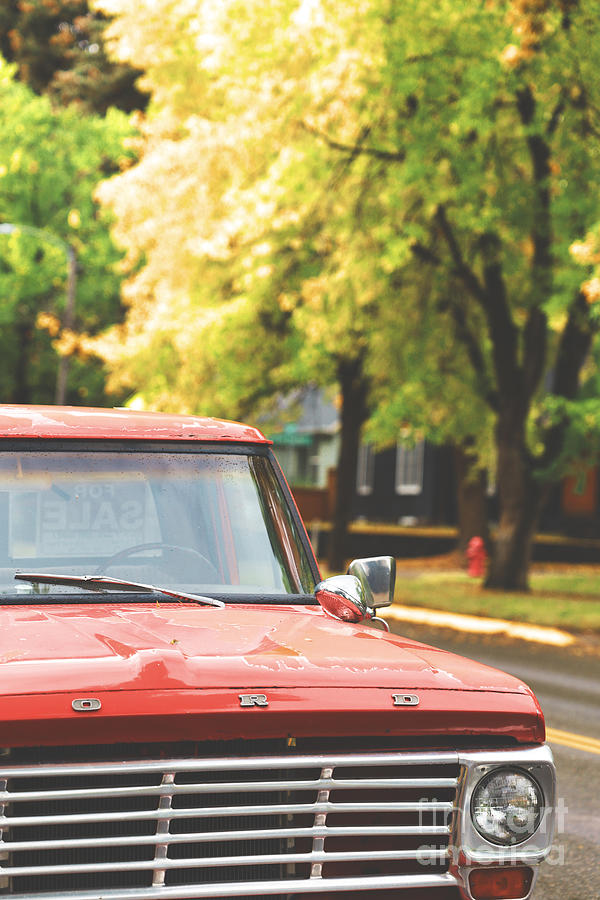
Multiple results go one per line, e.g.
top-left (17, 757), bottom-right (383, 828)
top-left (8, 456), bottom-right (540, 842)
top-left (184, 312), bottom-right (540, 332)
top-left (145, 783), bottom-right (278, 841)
top-left (469, 866), bottom-right (534, 900)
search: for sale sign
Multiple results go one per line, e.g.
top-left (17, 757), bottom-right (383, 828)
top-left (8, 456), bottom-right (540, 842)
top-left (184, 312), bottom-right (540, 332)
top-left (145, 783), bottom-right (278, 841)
top-left (10, 480), bottom-right (159, 558)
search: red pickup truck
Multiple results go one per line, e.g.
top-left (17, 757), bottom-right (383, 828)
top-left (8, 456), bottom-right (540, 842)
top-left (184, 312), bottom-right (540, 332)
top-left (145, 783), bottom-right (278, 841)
top-left (0, 405), bottom-right (555, 900)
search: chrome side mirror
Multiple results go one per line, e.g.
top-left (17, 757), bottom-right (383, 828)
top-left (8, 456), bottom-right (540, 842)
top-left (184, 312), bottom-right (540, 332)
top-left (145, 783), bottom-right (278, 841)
top-left (347, 556), bottom-right (396, 609)
top-left (315, 574), bottom-right (373, 624)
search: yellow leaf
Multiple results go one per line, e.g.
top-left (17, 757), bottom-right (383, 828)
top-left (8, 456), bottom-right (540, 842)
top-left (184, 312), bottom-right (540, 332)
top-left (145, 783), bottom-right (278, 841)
top-left (68, 209), bottom-right (81, 229)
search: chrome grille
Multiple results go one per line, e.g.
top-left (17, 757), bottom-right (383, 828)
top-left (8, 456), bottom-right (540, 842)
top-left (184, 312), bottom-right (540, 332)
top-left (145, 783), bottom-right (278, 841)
top-left (0, 751), bottom-right (460, 898)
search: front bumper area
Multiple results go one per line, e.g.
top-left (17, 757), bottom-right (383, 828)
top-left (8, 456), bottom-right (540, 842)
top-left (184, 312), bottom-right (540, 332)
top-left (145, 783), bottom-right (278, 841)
top-left (0, 744), bottom-right (555, 900)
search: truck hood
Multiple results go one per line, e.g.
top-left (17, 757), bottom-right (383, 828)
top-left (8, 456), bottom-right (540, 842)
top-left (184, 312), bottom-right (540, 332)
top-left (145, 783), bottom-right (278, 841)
top-left (0, 602), bottom-right (530, 696)
top-left (0, 603), bottom-right (545, 747)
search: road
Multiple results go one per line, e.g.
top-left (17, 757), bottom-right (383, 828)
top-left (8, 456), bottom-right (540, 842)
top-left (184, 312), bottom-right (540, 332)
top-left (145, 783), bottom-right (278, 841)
top-left (386, 621), bottom-right (600, 900)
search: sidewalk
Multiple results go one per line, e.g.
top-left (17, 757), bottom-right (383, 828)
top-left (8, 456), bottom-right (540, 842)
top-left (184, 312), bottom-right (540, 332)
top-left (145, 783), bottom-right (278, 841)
top-left (381, 603), bottom-right (576, 647)
top-left (378, 556), bottom-right (600, 652)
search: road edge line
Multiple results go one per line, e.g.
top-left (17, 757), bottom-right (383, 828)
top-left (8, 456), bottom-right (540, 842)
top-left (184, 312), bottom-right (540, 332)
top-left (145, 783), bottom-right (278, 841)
top-left (546, 727), bottom-right (600, 756)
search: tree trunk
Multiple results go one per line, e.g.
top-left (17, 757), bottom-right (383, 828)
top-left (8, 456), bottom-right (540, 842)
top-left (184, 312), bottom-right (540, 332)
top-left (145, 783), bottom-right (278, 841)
top-left (327, 357), bottom-right (369, 572)
top-left (13, 317), bottom-right (32, 404)
top-left (485, 411), bottom-right (543, 590)
top-left (454, 442), bottom-right (490, 557)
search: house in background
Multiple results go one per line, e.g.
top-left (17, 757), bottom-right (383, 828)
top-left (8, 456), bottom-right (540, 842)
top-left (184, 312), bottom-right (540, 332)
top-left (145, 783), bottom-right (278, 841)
top-left (353, 440), bottom-right (456, 526)
top-left (267, 386), bottom-right (338, 489)
top-left (266, 387), bottom-right (458, 527)
top-left (265, 388), bottom-right (600, 548)
top-left (354, 442), bottom-right (600, 543)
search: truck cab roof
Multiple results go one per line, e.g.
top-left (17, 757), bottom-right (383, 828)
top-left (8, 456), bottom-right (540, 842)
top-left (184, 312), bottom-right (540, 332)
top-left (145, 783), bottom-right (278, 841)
top-left (0, 405), bottom-right (269, 444)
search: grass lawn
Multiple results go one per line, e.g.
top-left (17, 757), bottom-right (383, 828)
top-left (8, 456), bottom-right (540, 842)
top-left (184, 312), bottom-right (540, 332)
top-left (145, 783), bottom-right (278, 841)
top-left (394, 569), bottom-right (600, 633)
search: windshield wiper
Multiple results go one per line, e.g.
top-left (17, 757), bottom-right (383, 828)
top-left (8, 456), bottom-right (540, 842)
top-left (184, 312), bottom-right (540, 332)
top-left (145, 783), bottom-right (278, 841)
top-left (13, 573), bottom-right (225, 608)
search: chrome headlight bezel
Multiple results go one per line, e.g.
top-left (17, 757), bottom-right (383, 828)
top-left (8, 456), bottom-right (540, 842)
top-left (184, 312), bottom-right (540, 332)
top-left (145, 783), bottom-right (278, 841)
top-left (470, 766), bottom-right (543, 846)
top-left (454, 745), bottom-right (556, 866)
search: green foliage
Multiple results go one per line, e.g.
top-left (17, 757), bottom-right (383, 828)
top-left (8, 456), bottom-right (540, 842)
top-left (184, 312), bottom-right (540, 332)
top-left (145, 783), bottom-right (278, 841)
top-left (393, 570), bottom-right (600, 634)
top-left (0, 0), bottom-right (147, 114)
top-left (0, 58), bottom-right (135, 403)
top-left (359, 0), bottom-right (600, 479)
top-left (541, 394), bottom-right (600, 475)
top-left (94, 0), bottom-right (600, 492)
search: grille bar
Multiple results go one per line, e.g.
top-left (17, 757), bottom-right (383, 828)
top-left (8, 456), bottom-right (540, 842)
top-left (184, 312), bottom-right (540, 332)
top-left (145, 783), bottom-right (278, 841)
top-left (0, 848), bottom-right (451, 878)
top-left (153, 771), bottom-right (174, 889)
top-left (0, 799), bottom-right (455, 828)
top-left (1, 750), bottom-right (459, 897)
top-left (0, 751), bottom-right (458, 779)
top-left (1, 776), bottom-right (458, 803)
top-left (0, 823), bottom-right (451, 853)
top-left (310, 765), bottom-right (332, 879)
top-left (5, 872), bottom-right (459, 899)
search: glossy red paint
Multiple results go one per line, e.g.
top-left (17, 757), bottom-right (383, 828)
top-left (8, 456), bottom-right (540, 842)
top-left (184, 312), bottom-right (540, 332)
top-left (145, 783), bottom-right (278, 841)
top-left (0, 603), bottom-right (544, 746)
top-left (0, 603), bottom-right (535, 694)
top-left (0, 686), bottom-right (544, 747)
top-left (0, 406), bottom-right (546, 759)
top-left (0, 404), bottom-right (268, 443)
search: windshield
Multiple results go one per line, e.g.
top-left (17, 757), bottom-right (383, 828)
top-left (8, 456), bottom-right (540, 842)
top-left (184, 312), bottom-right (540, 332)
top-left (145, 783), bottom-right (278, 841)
top-left (0, 447), bottom-right (316, 599)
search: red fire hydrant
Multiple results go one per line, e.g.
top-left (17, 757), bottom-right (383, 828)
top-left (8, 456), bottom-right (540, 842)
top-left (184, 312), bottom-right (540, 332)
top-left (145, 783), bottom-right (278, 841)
top-left (466, 536), bottom-right (487, 577)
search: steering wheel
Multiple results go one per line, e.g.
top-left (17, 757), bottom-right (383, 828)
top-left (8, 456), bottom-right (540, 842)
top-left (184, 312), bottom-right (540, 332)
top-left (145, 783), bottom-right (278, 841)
top-left (95, 542), bottom-right (220, 581)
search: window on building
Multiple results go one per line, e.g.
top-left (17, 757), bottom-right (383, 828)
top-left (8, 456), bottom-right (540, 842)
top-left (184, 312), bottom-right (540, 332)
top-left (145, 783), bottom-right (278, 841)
top-left (356, 442), bottom-right (375, 496)
top-left (395, 441), bottom-right (425, 495)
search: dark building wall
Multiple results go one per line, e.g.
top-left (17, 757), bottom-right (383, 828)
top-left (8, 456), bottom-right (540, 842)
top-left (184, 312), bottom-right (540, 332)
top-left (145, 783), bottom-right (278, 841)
top-left (352, 444), bottom-right (456, 525)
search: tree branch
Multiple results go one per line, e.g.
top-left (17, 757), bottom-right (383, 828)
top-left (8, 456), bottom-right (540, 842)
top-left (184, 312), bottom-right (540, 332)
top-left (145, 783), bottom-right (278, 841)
top-left (516, 85), bottom-right (553, 400)
top-left (445, 292), bottom-right (499, 411)
top-left (301, 121), bottom-right (405, 162)
top-left (434, 205), bottom-right (487, 304)
top-left (409, 228), bottom-right (498, 409)
top-left (410, 241), bottom-right (441, 265)
top-left (477, 232), bottom-right (524, 407)
top-left (433, 207), bottom-right (523, 407)
top-left (516, 86), bottom-right (552, 271)
top-left (547, 96), bottom-right (566, 137)
top-left (552, 291), bottom-right (595, 399)
top-left (536, 290), bottom-right (596, 470)
top-left (522, 306), bottom-right (548, 400)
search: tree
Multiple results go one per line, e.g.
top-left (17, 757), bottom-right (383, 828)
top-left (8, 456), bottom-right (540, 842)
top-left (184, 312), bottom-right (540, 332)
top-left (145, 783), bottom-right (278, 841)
top-left (90, 0), bottom-right (389, 568)
top-left (0, 0), bottom-right (147, 113)
top-left (366, 258), bottom-right (494, 555)
top-left (93, 0), bottom-right (600, 587)
top-left (366, 0), bottom-right (600, 588)
top-left (0, 58), bottom-right (135, 405)
top-left (308, 0), bottom-right (600, 586)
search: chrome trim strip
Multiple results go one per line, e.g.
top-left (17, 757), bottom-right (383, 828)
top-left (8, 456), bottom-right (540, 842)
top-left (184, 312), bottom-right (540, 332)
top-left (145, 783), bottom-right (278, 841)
top-left (153, 771), bottom-right (174, 888)
top-left (310, 764), bottom-right (333, 879)
top-left (0, 799), bottom-right (455, 829)
top-left (1, 848), bottom-right (451, 877)
top-left (0, 776), bottom-right (8, 891)
top-left (0, 750), bottom-right (459, 779)
top-left (1, 775), bottom-right (458, 803)
top-left (0, 823), bottom-right (451, 853)
top-left (8, 872), bottom-right (459, 899)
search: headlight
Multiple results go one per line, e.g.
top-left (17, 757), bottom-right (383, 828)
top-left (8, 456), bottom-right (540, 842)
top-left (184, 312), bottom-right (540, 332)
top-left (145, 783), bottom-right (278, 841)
top-left (471, 768), bottom-right (543, 845)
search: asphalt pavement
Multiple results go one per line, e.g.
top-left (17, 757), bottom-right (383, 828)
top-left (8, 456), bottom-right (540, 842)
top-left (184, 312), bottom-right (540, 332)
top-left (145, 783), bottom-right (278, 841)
top-left (384, 620), bottom-right (600, 900)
